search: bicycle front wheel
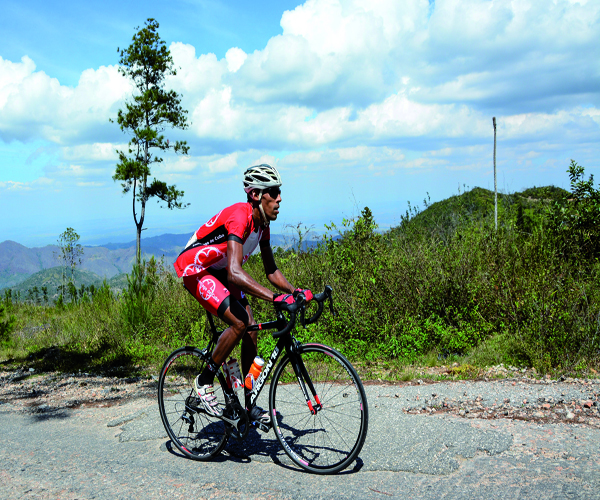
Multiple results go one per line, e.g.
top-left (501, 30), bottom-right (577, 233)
top-left (269, 343), bottom-right (368, 474)
top-left (158, 346), bottom-right (228, 460)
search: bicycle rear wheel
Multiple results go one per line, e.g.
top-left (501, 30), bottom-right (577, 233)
top-left (269, 343), bottom-right (368, 474)
top-left (158, 346), bottom-right (228, 460)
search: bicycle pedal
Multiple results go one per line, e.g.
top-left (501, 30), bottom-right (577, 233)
top-left (252, 421), bottom-right (271, 433)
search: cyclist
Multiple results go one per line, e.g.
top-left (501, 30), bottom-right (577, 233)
top-left (173, 164), bottom-right (312, 423)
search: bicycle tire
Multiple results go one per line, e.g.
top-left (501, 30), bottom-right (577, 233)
top-left (158, 346), bottom-right (229, 460)
top-left (269, 343), bottom-right (368, 474)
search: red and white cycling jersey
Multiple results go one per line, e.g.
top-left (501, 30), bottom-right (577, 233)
top-left (173, 202), bottom-right (270, 278)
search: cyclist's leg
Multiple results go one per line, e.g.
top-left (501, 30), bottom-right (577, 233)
top-left (239, 300), bottom-right (257, 377)
top-left (213, 275), bottom-right (258, 377)
top-left (183, 272), bottom-right (249, 416)
top-left (183, 272), bottom-right (250, 371)
top-left (230, 291), bottom-right (267, 420)
top-left (209, 297), bottom-right (249, 365)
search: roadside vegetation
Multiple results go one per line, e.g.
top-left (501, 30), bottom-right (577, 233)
top-left (1, 161), bottom-right (599, 379)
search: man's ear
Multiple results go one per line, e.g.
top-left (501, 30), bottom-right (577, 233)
top-left (250, 189), bottom-right (262, 202)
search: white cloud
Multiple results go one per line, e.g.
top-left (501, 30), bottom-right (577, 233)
top-left (338, 146), bottom-right (369, 161)
top-left (280, 151), bottom-right (323, 165)
top-left (207, 152), bottom-right (239, 173)
top-left (0, 56), bottom-right (130, 144)
top-left (53, 163), bottom-right (108, 179)
top-left (61, 142), bottom-right (123, 162)
top-left (0, 176), bottom-right (54, 191)
top-left (159, 155), bottom-right (199, 174)
top-left (225, 48), bottom-right (247, 73)
top-left (169, 43), bottom-right (225, 100)
top-left (2, 0), bottom-right (598, 156)
top-left (163, 0), bottom-right (597, 157)
top-left (191, 86), bottom-right (242, 139)
top-left (251, 154), bottom-right (279, 168)
top-left (231, 0), bottom-right (400, 108)
top-left (1, 0), bottom-right (599, 192)
top-left (76, 181), bottom-right (105, 187)
top-left (0, 180), bottom-right (31, 191)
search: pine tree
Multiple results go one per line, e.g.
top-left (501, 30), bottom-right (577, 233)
top-left (112, 18), bottom-right (190, 265)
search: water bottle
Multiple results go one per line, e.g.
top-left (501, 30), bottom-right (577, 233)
top-left (245, 356), bottom-right (265, 391)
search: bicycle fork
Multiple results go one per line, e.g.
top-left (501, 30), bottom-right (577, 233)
top-left (290, 352), bottom-right (322, 415)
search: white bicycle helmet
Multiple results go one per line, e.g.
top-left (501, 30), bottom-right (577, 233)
top-left (243, 164), bottom-right (282, 226)
top-left (243, 164), bottom-right (282, 193)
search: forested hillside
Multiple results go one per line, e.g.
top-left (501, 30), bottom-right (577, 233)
top-left (1, 162), bottom-right (598, 377)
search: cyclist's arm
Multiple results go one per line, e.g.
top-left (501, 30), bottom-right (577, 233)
top-left (227, 238), bottom-right (278, 301)
top-left (259, 242), bottom-right (295, 294)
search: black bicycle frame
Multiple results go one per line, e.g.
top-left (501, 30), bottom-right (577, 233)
top-left (243, 314), bottom-right (318, 411)
top-left (210, 285), bottom-right (335, 416)
top-left (244, 314), bottom-right (293, 408)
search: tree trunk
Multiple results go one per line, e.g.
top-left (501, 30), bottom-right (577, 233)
top-left (136, 222), bottom-right (142, 266)
top-left (132, 177), bottom-right (142, 267)
top-left (137, 174), bottom-right (147, 267)
top-left (136, 129), bottom-right (150, 268)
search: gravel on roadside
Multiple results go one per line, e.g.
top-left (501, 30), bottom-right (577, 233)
top-left (377, 375), bottom-right (600, 427)
top-left (0, 369), bottom-right (158, 414)
top-left (1, 366), bottom-right (599, 429)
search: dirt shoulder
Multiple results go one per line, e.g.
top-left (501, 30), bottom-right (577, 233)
top-left (0, 369), bottom-right (158, 413)
top-left (1, 366), bottom-right (599, 429)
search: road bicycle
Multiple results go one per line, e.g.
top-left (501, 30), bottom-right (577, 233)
top-left (157, 286), bottom-right (369, 474)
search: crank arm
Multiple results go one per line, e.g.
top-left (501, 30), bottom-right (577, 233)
top-left (220, 415), bottom-right (241, 427)
top-left (188, 405), bottom-right (240, 429)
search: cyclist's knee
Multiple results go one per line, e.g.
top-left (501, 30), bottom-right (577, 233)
top-left (228, 300), bottom-right (249, 338)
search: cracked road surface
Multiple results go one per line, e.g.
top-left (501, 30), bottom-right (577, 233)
top-left (1, 382), bottom-right (599, 499)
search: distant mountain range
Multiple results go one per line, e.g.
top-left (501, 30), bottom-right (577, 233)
top-left (0, 231), bottom-right (318, 294)
top-left (3, 267), bottom-right (130, 303)
top-left (2, 185), bottom-right (567, 300)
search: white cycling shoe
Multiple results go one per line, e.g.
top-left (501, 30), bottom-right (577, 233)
top-left (194, 377), bottom-right (223, 417)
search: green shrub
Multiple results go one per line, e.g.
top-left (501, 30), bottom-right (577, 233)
top-left (0, 303), bottom-right (16, 346)
top-left (549, 160), bottom-right (600, 261)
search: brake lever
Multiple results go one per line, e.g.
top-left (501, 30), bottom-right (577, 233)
top-left (297, 293), bottom-right (307, 328)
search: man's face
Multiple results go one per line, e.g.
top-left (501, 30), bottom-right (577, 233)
top-left (260, 187), bottom-right (281, 221)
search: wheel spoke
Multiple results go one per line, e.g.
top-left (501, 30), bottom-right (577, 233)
top-left (158, 347), bottom-right (229, 461)
top-left (270, 345), bottom-right (368, 473)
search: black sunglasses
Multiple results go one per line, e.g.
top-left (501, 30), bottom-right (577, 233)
top-left (264, 187), bottom-right (281, 198)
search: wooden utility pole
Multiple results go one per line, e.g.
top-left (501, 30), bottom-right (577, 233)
top-left (493, 117), bottom-right (497, 231)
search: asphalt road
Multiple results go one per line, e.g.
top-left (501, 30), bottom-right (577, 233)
top-left (1, 382), bottom-right (599, 499)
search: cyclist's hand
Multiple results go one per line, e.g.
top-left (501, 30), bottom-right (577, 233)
top-left (273, 293), bottom-right (295, 308)
top-left (293, 288), bottom-right (313, 302)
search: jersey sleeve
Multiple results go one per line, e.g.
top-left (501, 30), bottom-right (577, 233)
top-left (224, 204), bottom-right (251, 240)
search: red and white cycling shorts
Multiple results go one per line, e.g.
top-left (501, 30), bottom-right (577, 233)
top-left (182, 268), bottom-right (246, 318)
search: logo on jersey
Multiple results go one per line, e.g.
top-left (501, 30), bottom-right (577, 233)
top-left (198, 277), bottom-right (216, 301)
top-left (204, 210), bottom-right (224, 228)
top-left (182, 264), bottom-right (205, 276)
top-left (195, 246), bottom-right (224, 265)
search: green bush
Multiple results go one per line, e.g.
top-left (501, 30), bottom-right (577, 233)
top-left (549, 160), bottom-right (600, 262)
top-left (0, 303), bottom-right (16, 346)
top-left (121, 258), bottom-right (155, 328)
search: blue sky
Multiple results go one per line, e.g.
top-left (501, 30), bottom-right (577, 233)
top-left (1, 0), bottom-right (599, 247)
